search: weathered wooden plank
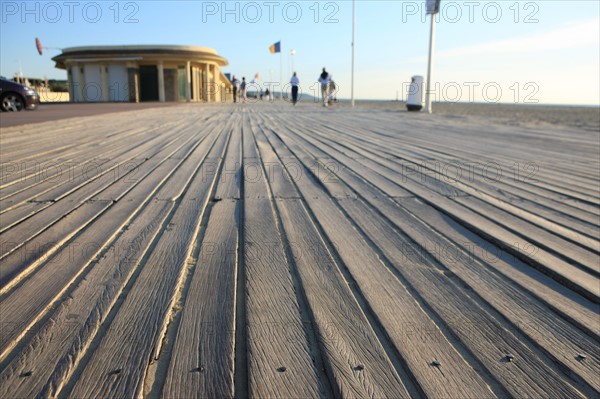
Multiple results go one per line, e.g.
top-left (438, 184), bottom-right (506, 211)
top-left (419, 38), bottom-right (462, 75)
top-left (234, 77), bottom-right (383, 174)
top-left (242, 110), bottom-right (259, 160)
top-left (0, 202), bottom-right (45, 233)
top-left (391, 197), bottom-right (600, 392)
top-left (0, 109), bottom-right (193, 169)
top-left (0, 124), bottom-right (154, 201)
top-left (310, 127), bottom-right (599, 264)
top-left (290, 121), bottom-right (599, 303)
top-left (0, 102), bottom-right (598, 399)
top-left (397, 197), bottom-right (599, 338)
top-left (0, 117), bottom-right (224, 398)
top-left (66, 118), bottom-right (230, 398)
top-left (0, 201), bottom-right (108, 287)
top-left (503, 197), bottom-right (599, 240)
top-left (400, 120), bottom-right (598, 210)
top-left (303, 119), bottom-right (600, 233)
top-left (343, 129), bottom-right (600, 245)
top-left (370, 167), bottom-right (599, 302)
top-left (242, 116), bottom-right (327, 398)
top-left (162, 116), bottom-right (242, 399)
top-left (0, 200), bottom-right (173, 398)
top-left (282, 111), bottom-right (600, 331)
top-left (393, 129), bottom-right (598, 197)
top-left (272, 113), bottom-right (597, 396)
top-left (214, 116), bottom-right (241, 200)
top-left (0, 116), bottom-right (114, 155)
top-left (252, 121), bottom-right (299, 199)
top-left (276, 197), bottom-right (412, 397)
top-left (258, 115), bottom-right (354, 201)
top-left (253, 125), bottom-right (413, 397)
top-left (454, 195), bottom-right (598, 273)
top-left (337, 196), bottom-right (591, 398)
top-left (261, 124), bottom-right (498, 399)
top-left (319, 113), bottom-right (600, 221)
top-left (0, 121), bottom-right (158, 193)
top-left (0, 117), bottom-right (196, 214)
top-left (244, 197), bottom-right (327, 398)
top-left (0, 130), bottom-right (203, 289)
top-left (0, 157), bottom-right (181, 359)
top-left (161, 200), bottom-right (239, 399)
top-left (0, 127), bottom-right (221, 361)
top-left (273, 112), bottom-right (600, 394)
top-left (0, 123), bottom-right (194, 239)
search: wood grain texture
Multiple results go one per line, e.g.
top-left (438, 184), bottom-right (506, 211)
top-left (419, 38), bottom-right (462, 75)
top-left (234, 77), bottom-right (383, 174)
top-left (0, 130), bottom-right (218, 360)
top-left (161, 200), bottom-right (239, 399)
top-left (162, 123), bottom-right (242, 399)
top-left (270, 122), bottom-right (595, 396)
top-left (0, 102), bottom-right (597, 398)
top-left (295, 120), bottom-right (599, 303)
top-left (242, 121), bottom-right (326, 398)
top-left (253, 125), bottom-right (412, 398)
top-left (67, 118), bottom-right (230, 398)
top-left (262, 125), bottom-right (498, 398)
top-left (0, 125), bottom-right (223, 398)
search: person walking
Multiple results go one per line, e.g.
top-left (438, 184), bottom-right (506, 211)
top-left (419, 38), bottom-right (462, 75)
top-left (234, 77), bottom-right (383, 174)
top-left (318, 67), bottom-right (331, 107)
top-left (328, 75), bottom-right (336, 105)
top-left (232, 75), bottom-right (240, 103)
top-left (240, 77), bottom-right (247, 103)
top-left (290, 72), bottom-right (300, 105)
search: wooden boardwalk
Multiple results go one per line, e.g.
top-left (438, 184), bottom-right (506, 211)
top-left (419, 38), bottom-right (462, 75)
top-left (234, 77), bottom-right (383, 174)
top-left (0, 102), bottom-right (598, 398)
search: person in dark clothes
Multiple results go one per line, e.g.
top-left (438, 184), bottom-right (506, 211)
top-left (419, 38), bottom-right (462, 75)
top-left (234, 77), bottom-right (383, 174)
top-left (290, 72), bottom-right (299, 105)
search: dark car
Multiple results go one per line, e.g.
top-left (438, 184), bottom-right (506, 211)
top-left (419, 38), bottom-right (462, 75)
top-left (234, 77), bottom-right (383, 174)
top-left (0, 77), bottom-right (40, 111)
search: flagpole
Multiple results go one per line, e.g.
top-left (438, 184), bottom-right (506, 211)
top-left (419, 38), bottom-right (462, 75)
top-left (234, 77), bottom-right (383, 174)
top-left (351, 0), bottom-right (356, 107)
top-left (279, 42), bottom-right (283, 100)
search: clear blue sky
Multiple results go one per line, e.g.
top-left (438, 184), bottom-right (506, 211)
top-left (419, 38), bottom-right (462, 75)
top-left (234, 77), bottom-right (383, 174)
top-left (1, 0), bottom-right (598, 104)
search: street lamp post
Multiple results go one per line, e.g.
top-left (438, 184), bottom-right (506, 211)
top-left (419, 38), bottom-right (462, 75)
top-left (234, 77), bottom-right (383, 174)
top-left (424, 0), bottom-right (441, 114)
top-left (351, 0), bottom-right (356, 107)
top-left (424, 14), bottom-right (436, 113)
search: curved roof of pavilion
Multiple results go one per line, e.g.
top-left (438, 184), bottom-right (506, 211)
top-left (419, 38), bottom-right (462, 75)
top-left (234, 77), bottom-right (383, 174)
top-left (52, 45), bottom-right (229, 69)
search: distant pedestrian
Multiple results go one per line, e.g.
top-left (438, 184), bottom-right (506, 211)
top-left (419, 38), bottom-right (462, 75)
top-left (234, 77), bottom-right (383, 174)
top-left (328, 76), bottom-right (336, 105)
top-left (290, 72), bottom-right (300, 105)
top-left (265, 88), bottom-right (271, 101)
top-left (318, 67), bottom-right (330, 107)
top-left (232, 76), bottom-right (240, 103)
top-left (240, 77), bottom-right (247, 103)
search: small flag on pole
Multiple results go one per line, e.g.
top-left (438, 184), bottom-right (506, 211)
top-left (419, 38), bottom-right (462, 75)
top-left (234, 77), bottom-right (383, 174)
top-left (269, 41), bottom-right (281, 54)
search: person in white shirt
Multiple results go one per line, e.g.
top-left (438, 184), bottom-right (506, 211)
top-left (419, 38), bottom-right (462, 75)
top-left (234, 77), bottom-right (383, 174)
top-left (240, 77), bottom-right (247, 103)
top-left (290, 72), bottom-right (300, 105)
top-left (318, 67), bottom-right (330, 107)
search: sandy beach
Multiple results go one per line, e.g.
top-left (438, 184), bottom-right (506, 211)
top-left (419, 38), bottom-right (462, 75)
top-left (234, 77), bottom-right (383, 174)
top-left (347, 100), bottom-right (600, 132)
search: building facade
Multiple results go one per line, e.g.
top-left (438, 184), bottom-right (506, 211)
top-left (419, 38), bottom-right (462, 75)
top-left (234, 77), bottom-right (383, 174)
top-left (52, 45), bottom-right (232, 103)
